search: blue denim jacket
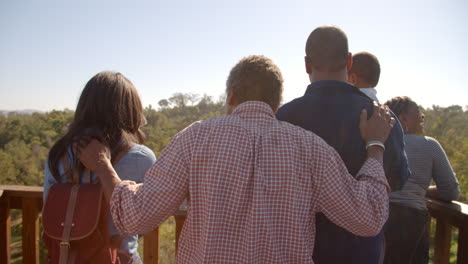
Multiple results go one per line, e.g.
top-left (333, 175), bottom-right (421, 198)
top-left (276, 80), bottom-right (410, 264)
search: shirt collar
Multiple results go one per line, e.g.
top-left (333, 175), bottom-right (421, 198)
top-left (359, 88), bottom-right (379, 102)
top-left (231, 101), bottom-right (276, 119)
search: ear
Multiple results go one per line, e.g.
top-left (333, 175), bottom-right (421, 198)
top-left (346, 52), bottom-right (353, 71)
top-left (305, 56), bottom-right (312, 74)
top-left (227, 90), bottom-right (239, 107)
top-left (348, 72), bottom-right (358, 85)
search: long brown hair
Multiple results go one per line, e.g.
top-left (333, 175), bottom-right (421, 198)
top-left (48, 71), bottom-right (146, 182)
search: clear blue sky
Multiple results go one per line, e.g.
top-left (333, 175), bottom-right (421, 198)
top-left (1, 0), bottom-right (467, 112)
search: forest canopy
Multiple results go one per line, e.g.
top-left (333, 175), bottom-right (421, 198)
top-left (0, 93), bottom-right (466, 202)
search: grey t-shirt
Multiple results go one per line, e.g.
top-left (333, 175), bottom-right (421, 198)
top-left (390, 135), bottom-right (460, 209)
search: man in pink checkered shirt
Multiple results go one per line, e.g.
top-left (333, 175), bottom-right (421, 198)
top-left (77, 55), bottom-right (394, 263)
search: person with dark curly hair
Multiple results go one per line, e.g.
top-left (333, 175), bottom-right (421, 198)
top-left (384, 96), bottom-right (460, 264)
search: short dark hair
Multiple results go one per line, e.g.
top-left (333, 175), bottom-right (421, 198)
top-left (226, 55), bottom-right (283, 111)
top-left (384, 96), bottom-right (417, 116)
top-left (305, 26), bottom-right (349, 72)
top-left (350, 52), bottom-right (381, 87)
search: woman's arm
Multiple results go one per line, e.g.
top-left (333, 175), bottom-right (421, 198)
top-left (427, 137), bottom-right (460, 201)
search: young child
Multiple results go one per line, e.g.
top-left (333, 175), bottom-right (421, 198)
top-left (348, 51), bottom-right (381, 102)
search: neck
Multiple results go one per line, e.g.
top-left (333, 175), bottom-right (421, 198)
top-left (309, 68), bottom-right (348, 84)
top-left (355, 82), bottom-right (374, 89)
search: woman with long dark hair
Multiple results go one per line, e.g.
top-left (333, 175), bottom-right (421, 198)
top-left (43, 71), bottom-right (156, 263)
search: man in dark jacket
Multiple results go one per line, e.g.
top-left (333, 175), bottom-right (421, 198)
top-left (276, 26), bottom-right (410, 264)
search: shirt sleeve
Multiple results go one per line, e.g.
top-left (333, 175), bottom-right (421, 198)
top-left (110, 124), bottom-right (196, 235)
top-left (113, 145), bottom-right (157, 184)
top-left (317, 145), bottom-right (390, 237)
top-left (108, 145), bottom-right (157, 237)
top-left (427, 137), bottom-right (460, 201)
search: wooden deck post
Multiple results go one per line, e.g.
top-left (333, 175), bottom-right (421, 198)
top-left (175, 213), bottom-right (186, 252)
top-left (457, 226), bottom-right (468, 264)
top-left (22, 197), bottom-right (40, 264)
top-left (0, 191), bottom-right (11, 264)
top-left (433, 218), bottom-right (452, 264)
top-left (144, 228), bottom-right (159, 264)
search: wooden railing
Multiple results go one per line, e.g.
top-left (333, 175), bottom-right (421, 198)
top-left (427, 198), bottom-right (468, 264)
top-left (0, 185), bottom-right (186, 264)
top-left (1, 185), bottom-right (467, 264)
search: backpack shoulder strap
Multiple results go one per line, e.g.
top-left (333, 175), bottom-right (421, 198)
top-left (61, 155), bottom-right (79, 184)
top-left (58, 184), bottom-right (80, 264)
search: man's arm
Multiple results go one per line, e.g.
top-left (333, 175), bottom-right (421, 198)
top-left (77, 126), bottom-right (194, 235)
top-left (317, 104), bottom-right (393, 236)
top-left (317, 150), bottom-right (389, 236)
top-left (359, 104), bottom-right (394, 165)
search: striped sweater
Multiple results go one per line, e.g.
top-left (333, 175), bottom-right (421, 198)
top-left (390, 134), bottom-right (460, 210)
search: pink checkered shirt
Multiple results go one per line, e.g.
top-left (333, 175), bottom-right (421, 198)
top-left (110, 101), bottom-right (390, 264)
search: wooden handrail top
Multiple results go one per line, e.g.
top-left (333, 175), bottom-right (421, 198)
top-left (0, 185), bottom-right (43, 199)
top-left (0, 185), bottom-right (466, 264)
top-left (0, 185), bottom-right (466, 221)
top-left (427, 198), bottom-right (468, 226)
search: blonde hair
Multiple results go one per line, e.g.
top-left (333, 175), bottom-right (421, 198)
top-left (226, 55), bottom-right (283, 111)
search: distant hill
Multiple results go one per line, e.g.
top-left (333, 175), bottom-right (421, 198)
top-left (0, 110), bottom-right (45, 116)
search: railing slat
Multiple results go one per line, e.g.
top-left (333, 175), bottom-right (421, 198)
top-left (175, 213), bottom-right (186, 251)
top-left (0, 194), bottom-right (11, 264)
top-left (144, 228), bottom-right (159, 264)
top-left (434, 218), bottom-right (452, 264)
top-left (457, 226), bottom-right (468, 264)
top-left (22, 197), bottom-right (40, 264)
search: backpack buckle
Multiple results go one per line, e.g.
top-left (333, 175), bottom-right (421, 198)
top-left (60, 242), bottom-right (70, 248)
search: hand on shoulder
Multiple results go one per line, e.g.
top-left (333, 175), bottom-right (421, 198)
top-left (75, 138), bottom-right (112, 173)
top-left (360, 103), bottom-right (395, 164)
top-left (360, 103), bottom-right (395, 146)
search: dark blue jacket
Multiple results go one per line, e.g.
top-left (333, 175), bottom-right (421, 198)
top-left (276, 80), bottom-right (410, 264)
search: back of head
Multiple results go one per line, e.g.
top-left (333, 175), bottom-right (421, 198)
top-left (305, 26), bottom-right (349, 72)
top-left (226, 55), bottom-right (283, 111)
top-left (385, 96), bottom-right (424, 135)
top-left (48, 71), bottom-right (146, 180)
top-left (349, 52), bottom-right (381, 87)
top-left (384, 96), bottom-right (416, 117)
top-left (73, 71), bottom-right (145, 138)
